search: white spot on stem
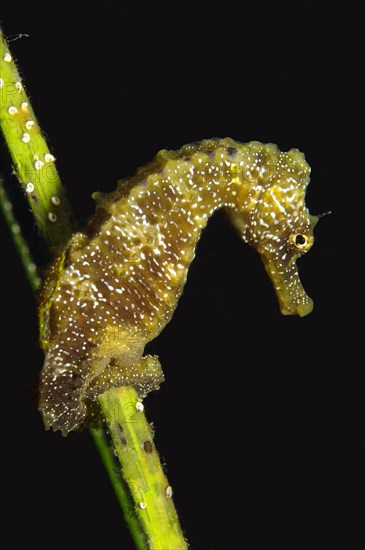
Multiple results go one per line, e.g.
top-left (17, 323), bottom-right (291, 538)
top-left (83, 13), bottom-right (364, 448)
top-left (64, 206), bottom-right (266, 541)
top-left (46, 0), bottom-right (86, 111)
top-left (48, 212), bottom-right (57, 222)
top-left (165, 486), bottom-right (173, 498)
top-left (51, 196), bottom-right (60, 206)
top-left (8, 106), bottom-right (18, 115)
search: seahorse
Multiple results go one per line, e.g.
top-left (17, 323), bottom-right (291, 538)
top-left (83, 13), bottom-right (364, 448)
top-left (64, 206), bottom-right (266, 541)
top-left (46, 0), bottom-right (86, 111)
top-left (38, 138), bottom-right (319, 435)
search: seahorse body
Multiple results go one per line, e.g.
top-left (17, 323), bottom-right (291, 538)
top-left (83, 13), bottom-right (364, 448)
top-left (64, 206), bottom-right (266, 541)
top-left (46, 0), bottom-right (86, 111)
top-left (38, 138), bottom-right (318, 435)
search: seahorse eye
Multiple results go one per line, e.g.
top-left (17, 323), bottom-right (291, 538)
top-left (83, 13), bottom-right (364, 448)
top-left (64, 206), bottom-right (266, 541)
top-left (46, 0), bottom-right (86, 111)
top-left (287, 232), bottom-right (312, 253)
top-left (295, 234), bottom-right (307, 246)
top-left (289, 232), bottom-right (313, 252)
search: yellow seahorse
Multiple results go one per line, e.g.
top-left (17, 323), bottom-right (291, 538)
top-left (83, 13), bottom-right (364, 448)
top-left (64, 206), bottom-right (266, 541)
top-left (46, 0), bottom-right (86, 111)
top-left (38, 138), bottom-right (319, 435)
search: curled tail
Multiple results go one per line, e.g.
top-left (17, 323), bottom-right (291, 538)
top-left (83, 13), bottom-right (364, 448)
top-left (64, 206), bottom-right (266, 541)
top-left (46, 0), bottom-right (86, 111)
top-left (38, 352), bottom-right (88, 436)
top-left (39, 329), bottom-right (164, 436)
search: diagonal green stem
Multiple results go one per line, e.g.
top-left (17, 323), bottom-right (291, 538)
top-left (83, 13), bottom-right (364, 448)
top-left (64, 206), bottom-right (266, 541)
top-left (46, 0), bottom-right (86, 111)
top-left (0, 28), bottom-right (75, 250)
top-left (99, 387), bottom-right (187, 549)
top-left (90, 427), bottom-right (149, 550)
top-left (0, 27), bottom-right (187, 550)
top-left (0, 179), bottom-right (40, 291)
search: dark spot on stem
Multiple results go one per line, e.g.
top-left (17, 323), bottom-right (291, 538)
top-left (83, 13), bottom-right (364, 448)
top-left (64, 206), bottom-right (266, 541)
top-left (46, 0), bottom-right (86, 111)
top-left (115, 422), bottom-right (127, 446)
top-left (143, 440), bottom-right (153, 453)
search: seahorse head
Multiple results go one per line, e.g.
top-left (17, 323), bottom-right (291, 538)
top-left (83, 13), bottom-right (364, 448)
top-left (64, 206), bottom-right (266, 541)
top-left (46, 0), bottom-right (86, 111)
top-left (229, 146), bottom-right (318, 316)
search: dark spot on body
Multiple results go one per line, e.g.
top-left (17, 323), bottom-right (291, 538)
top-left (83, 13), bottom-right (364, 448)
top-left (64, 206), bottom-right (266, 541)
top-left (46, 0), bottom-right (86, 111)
top-left (227, 147), bottom-right (237, 157)
top-left (204, 149), bottom-right (216, 161)
top-left (143, 440), bottom-right (153, 453)
top-left (63, 245), bottom-right (72, 268)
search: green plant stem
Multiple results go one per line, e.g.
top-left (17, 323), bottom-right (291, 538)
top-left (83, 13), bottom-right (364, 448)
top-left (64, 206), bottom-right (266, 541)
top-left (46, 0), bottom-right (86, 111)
top-left (90, 427), bottom-right (148, 550)
top-left (0, 27), bottom-right (187, 550)
top-left (0, 179), bottom-right (40, 291)
top-left (0, 29), bottom-right (74, 250)
top-left (99, 387), bottom-right (187, 549)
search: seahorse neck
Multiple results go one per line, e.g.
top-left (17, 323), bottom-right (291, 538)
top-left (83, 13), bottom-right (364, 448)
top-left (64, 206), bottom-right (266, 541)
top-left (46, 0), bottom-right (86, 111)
top-left (132, 152), bottom-right (243, 236)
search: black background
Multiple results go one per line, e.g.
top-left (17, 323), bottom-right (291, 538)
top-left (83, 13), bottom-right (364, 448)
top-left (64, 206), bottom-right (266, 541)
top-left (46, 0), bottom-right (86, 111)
top-left (0, 3), bottom-right (363, 549)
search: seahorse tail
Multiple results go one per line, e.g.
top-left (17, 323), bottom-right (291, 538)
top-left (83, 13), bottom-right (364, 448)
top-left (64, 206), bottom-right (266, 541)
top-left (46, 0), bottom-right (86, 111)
top-left (38, 353), bottom-right (87, 436)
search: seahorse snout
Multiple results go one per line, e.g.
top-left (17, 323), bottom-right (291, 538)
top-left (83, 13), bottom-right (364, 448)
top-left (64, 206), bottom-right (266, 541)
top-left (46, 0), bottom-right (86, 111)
top-left (280, 296), bottom-right (314, 317)
top-left (261, 255), bottom-right (314, 317)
